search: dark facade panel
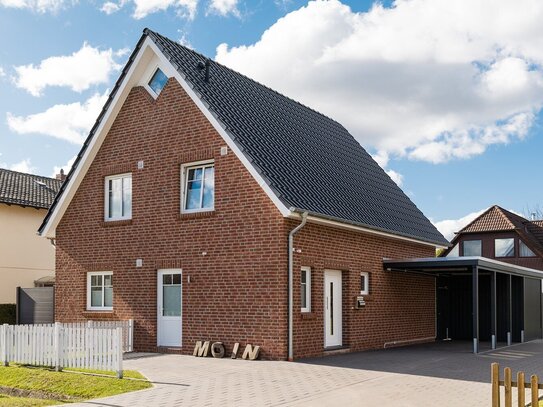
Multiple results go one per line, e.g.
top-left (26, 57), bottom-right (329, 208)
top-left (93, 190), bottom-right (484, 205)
top-left (17, 287), bottom-right (54, 325)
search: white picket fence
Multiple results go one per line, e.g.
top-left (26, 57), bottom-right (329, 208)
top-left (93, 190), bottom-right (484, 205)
top-left (74, 320), bottom-right (133, 353)
top-left (0, 322), bottom-right (130, 378)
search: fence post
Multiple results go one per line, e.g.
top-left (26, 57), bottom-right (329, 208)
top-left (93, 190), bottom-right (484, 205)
top-left (517, 371), bottom-right (525, 407)
top-left (504, 367), bottom-right (512, 407)
top-left (128, 319), bottom-right (133, 352)
top-left (1, 324), bottom-right (8, 367)
top-left (116, 327), bottom-right (123, 379)
top-left (54, 322), bottom-right (62, 372)
top-left (491, 363), bottom-right (499, 407)
top-left (531, 374), bottom-right (538, 407)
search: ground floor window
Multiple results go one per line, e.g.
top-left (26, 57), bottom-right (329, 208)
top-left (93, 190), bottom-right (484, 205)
top-left (301, 267), bottom-right (311, 312)
top-left (87, 272), bottom-right (113, 311)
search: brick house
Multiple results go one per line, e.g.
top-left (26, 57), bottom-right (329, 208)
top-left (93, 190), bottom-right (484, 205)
top-left (38, 29), bottom-right (448, 360)
top-left (443, 205), bottom-right (543, 271)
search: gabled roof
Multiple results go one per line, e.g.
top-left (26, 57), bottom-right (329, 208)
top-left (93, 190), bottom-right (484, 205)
top-left (450, 205), bottom-right (543, 258)
top-left (38, 28), bottom-right (447, 247)
top-left (459, 205), bottom-right (527, 234)
top-left (0, 168), bottom-right (62, 209)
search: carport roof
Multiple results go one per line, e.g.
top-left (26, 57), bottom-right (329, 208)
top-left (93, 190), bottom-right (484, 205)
top-left (383, 256), bottom-right (543, 280)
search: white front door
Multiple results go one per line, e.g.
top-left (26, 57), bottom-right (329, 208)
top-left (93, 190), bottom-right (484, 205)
top-left (157, 269), bottom-right (182, 347)
top-left (324, 270), bottom-right (342, 348)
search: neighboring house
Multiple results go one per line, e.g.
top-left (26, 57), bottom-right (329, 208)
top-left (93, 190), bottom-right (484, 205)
top-left (0, 168), bottom-right (63, 305)
top-left (38, 29), bottom-right (448, 360)
top-left (444, 205), bottom-right (543, 270)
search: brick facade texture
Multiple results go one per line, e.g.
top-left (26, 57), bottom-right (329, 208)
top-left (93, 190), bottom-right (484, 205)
top-left (55, 78), bottom-right (436, 360)
top-left (454, 232), bottom-right (543, 271)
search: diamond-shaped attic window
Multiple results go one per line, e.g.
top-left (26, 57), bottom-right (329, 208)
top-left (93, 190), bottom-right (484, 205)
top-left (148, 68), bottom-right (168, 96)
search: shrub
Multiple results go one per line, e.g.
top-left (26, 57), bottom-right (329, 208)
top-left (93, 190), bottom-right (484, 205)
top-left (0, 304), bottom-right (16, 324)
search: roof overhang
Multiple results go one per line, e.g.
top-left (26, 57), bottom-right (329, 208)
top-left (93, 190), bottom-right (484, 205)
top-left (384, 256), bottom-right (543, 280)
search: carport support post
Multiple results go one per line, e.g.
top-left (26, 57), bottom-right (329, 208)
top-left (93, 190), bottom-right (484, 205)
top-left (472, 265), bottom-right (479, 354)
top-left (491, 271), bottom-right (497, 350)
top-left (507, 274), bottom-right (512, 346)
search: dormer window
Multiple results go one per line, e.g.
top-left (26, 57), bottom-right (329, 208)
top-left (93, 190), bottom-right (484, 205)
top-left (148, 68), bottom-right (168, 96)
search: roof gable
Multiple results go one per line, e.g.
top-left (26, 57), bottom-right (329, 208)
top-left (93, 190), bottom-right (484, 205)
top-left (38, 28), bottom-right (447, 247)
top-left (0, 168), bottom-right (62, 209)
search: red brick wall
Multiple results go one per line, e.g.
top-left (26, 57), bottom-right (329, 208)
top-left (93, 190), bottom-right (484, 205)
top-left (290, 221), bottom-right (436, 358)
top-left (55, 77), bottom-right (438, 360)
top-left (55, 79), bottom-right (288, 359)
top-left (453, 232), bottom-right (543, 271)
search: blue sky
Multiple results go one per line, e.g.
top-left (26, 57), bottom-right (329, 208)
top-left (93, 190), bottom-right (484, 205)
top-left (0, 0), bottom-right (542, 238)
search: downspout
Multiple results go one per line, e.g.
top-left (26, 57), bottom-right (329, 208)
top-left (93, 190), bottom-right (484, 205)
top-left (288, 211), bottom-right (308, 361)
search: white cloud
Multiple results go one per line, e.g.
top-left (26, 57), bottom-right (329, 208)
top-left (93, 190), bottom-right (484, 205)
top-left (102, 0), bottom-right (198, 19)
top-left (215, 0), bottom-right (543, 165)
top-left (385, 169), bottom-right (403, 187)
top-left (6, 91), bottom-right (108, 144)
top-left (13, 43), bottom-right (126, 96)
top-left (0, 67), bottom-right (5, 77)
top-left (433, 209), bottom-right (487, 241)
top-left (51, 155), bottom-right (76, 178)
top-left (0, 0), bottom-right (74, 13)
top-left (100, 0), bottom-right (122, 13)
top-left (9, 158), bottom-right (36, 174)
top-left (208, 0), bottom-right (238, 17)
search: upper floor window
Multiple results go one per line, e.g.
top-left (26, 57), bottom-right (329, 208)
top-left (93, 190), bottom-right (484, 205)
top-left (181, 161), bottom-right (214, 213)
top-left (495, 238), bottom-right (515, 257)
top-left (463, 240), bottom-right (481, 257)
top-left (301, 267), bottom-right (311, 313)
top-left (148, 68), bottom-right (168, 96)
top-left (87, 272), bottom-right (113, 311)
top-left (519, 240), bottom-right (536, 257)
top-left (105, 173), bottom-right (132, 221)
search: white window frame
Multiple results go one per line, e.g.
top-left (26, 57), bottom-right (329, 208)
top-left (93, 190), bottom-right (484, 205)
top-left (180, 160), bottom-right (215, 214)
top-left (104, 173), bottom-right (132, 221)
top-left (360, 271), bottom-right (370, 295)
top-left (87, 271), bottom-right (113, 311)
top-left (301, 266), bottom-right (311, 313)
top-left (144, 65), bottom-right (168, 99)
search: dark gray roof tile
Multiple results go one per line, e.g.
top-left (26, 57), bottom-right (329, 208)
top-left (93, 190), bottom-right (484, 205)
top-left (0, 168), bottom-right (62, 209)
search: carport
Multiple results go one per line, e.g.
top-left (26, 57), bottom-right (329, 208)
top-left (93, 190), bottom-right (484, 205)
top-left (383, 257), bottom-right (543, 353)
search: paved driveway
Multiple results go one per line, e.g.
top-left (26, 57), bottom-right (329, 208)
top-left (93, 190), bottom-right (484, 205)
top-left (70, 340), bottom-right (543, 407)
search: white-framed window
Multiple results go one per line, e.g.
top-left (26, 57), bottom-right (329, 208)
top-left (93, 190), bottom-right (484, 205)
top-left (495, 238), bottom-right (515, 257)
top-left (360, 271), bottom-right (370, 295)
top-left (463, 240), bottom-right (482, 257)
top-left (301, 266), bottom-right (311, 313)
top-left (520, 240), bottom-right (536, 257)
top-left (104, 173), bottom-right (132, 221)
top-left (87, 272), bottom-right (113, 311)
top-left (146, 67), bottom-right (168, 97)
top-left (181, 160), bottom-right (215, 213)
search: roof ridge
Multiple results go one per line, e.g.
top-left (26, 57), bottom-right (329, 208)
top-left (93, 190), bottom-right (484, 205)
top-left (456, 205), bottom-right (495, 235)
top-left (0, 167), bottom-right (62, 182)
top-left (495, 206), bottom-right (529, 228)
top-left (144, 28), bottom-right (346, 131)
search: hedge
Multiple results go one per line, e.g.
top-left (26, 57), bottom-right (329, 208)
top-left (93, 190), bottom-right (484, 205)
top-left (0, 304), bottom-right (16, 325)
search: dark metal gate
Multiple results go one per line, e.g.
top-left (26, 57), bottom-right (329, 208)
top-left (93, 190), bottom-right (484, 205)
top-left (16, 287), bottom-right (54, 324)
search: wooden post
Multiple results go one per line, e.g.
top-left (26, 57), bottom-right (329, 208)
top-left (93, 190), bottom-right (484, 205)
top-left (492, 363), bottom-right (500, 407)
top-left (531, 375), bottom-right (538, 407)
top-left (116, 327), bottom-right (123, 379)
top-left (54, 322), bottom-right (62, 372)
top-left (517, 371), bottom-right (525, 407)
top-left (505, 367), bottom-right (512, 407)
top-left (1, 324), bottom-right (8, 367)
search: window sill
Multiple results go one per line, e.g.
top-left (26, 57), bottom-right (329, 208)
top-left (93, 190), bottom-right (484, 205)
top-left (178, 211), bottom-right (215, 220)
top-left (82, 310), bottom-right (114, 317)
top-left (300, 312), bottom-right (316, 320)
top-left (101, 219), bottom-right (132, 227)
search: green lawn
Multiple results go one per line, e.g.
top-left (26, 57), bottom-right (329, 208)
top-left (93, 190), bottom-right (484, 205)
top-left (0, 365), bottom-right (151, 405)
